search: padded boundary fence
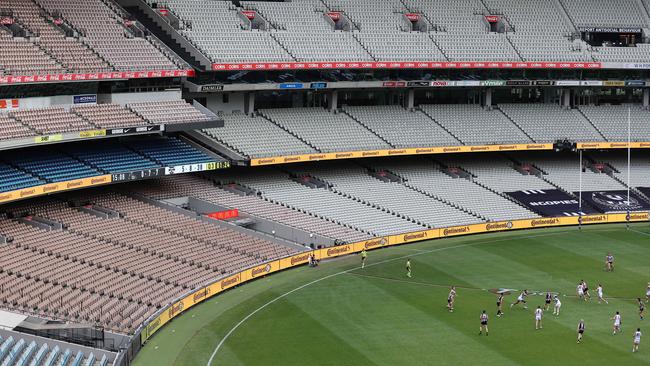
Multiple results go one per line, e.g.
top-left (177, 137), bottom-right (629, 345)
top-left (115, 211), bottom-right (649, 365)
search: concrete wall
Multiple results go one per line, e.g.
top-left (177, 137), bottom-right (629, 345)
top-left (206, 92), bottom-right (245, 114)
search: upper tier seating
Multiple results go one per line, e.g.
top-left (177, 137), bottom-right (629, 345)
top-left (561, 0), bottom-right (647, 28)
top-left (579, 104), bottom-right (650, 142)
top-left (72, 104), bottom-right (148, 129)
top-left (11, 107), bottom-right (95, 135)
top-left (123, 137), bottom-right (215, 166)
top-left (0, 32), bottom-right (64, 76)
top-left (0, 114), bottom-right (35, 141)
top-left (35, 0), bottom-right (181, 71)
top-left (127, 100), bottom-right (213, 125)
top-left (0, 162), bottom-right (43, 193)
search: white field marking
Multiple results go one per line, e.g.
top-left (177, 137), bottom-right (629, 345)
top-left (629, 228), bottom-right (650, 237)
top-left (398, 247), bottom-right (431, 253)
top-left (206, 231), bottom-right (562, 365)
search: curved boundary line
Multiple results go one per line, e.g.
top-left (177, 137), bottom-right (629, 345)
top-left (206, 230), bottom-right (565, 365)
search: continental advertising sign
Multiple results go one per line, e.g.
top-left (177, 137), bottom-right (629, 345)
top-left (79, 129), bottom-right (107, 138)
top-left (0, 175), bottom-right (112, 204)
top-left (139, 211), bottom-right (648, 344)
top-left (577, 142), bottom-right (650, 150)
top-left (250, 143), bottom-right (553, 166)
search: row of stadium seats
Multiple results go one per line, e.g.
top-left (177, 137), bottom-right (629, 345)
top-left (0, 100), bottom-right (212, 140)
top-left (0, 0), bottom-right (184, 76)
top-left (0, 192), bottom-right (298, 333)
top-left (203, 104), bottom-right (650, 159)
top-left (151, 0), bottom-right (650, 64)
top-left (0, 136), bottom-right (220, 189)
top-left (0, 329), bottom-right (111, 366)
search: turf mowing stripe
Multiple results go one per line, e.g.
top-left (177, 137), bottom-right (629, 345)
top-left (206, 230), bottom-right (566, 366)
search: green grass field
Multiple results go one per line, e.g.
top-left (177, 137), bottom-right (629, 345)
top-left (133, 224), bottom-right (650, 366)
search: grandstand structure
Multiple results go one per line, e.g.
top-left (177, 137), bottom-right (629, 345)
top-left (2, 0), bottom-right (650, 365)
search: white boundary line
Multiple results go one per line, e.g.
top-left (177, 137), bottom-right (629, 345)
top-left (206, 231), bottom-right (563, 365)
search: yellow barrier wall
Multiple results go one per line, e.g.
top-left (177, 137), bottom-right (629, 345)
top-left (139, 212), bottom-right (649, 344)
top-left (0, 175), bottom-right (112, 204)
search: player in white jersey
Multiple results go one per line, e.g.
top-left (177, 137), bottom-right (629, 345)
top-left (597, 284), bottom-right (608, 304)
top-left (646, 283), bottom-right (650, 303)
top-left (479, 310), bottom-right (489, 336)
top-left (535, 306), bottom-right (543, 330)
top-left (605, 253), bottom-right (614, 272)
top-left (447, 286), bottom-right (456, 313)
top-left (612, 311), bottom-right (622, 335)
top-left (633, 328), bottom-right (642, 352)
top-left (510, 290), bottom-right (528, 309)
top-left (553, 296), bottom-right (562, 316)
top-left (577, 283), bottom-right (585, 301)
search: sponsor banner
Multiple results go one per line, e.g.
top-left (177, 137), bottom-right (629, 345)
top-left (506, 80), bottom-right (532, 86)
top-left (111, 168), bottom-right (166, 182)
top-left (382, 81), bottom-right (407, 87)
top-left (207, 209), bottom-right (239, 220)
top-left (603, 80), bottom-right (625, 87)
top-left (0, 69), bottom-right (195, 86)
top-left (0, 174), bottom-right (111, 205)
top-left (248, 261), bottom-right (280, 279)
top-left (431, 80), bottom-right (452, 87)
top-left (0, 99), bottom-right (19, 110)
top-left (316, 243), bottom-right (355, 260)
top-left (455, 80), bottom-right (481, 87)
top-left (79, 130), bottom-right (107, 138)
top-left (506, 189), bottom-right (597, 217)
top-left (406, 81), bottom-right (431, 87)
top-left (576, 142), bottom-right (650, 149)
top-left (200, 84), bottom-right (224, 92)
top-left (250, 143), bottom-right (553, 166)
top-left (241, 10), bottom-right (256, 19)
top-left (578, 27), bottom-right (642, 33)
top-left (327, 11), bottom-right (341, 21)
top-left (279, 83), bottom-right (304, 89)
top-left (310, 82), bottom-right (328, 89)
top-left (211, 62), bottom-right (603, 71)
top-left (34, 134), bottom-right (63, 144)
top-left (354, 237), bottom-right (391, 252)
top-left (555, 80), bottom-right (581, 86)
top-left (73, 94), bottom-right (97, 104)
top-left (581, 80), bottom-right (603, 86)
top-left (388, 230), bottom-right (438, 245)
top-left (405, 13), bottom-right (420, 22)
top-left (164, 161), bottom-right (227, 175)
top-left (106, 125), bottom-right (162, 135)
top-left (625, 80), bottom-right (645, 87)
top-left (608, 212), bottom-right (649, 223)
top-left (533, 80), bottom-right (555, 86)
top-left (485, 15), bottom-right (499, 23)
top-left (575, 191), bottom-right (650, 212)
top-left (480, 80), bottom-right (506, 86)
top-left (278, 252), bottom-right (312, 270)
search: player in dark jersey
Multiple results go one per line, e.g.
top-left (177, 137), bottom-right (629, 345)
top-left (479, 310), bottom-right (489, 336)
top-left (544, 291), bottom-right (553, 311)
top-left (496, 293), bottom-right (504, 317)
top-left (447, 286), bottom-right (457, 313)
top-left (605, 253), bottom-right (614, 272)
top-left (639, 298), bottom-right (646, 320)
top-left (577, 319), bottom-right (586, 343)
top-left (581, 280), bottom-right (591, 301)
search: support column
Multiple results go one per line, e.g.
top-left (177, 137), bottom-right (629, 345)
top-left (328, 90), bottom-right (338, 111)
top-left (406, 89), bottom-right (415, 110)
top-left (644, 88), bottom-right (650, 109)
top-left (484, 88), bottom-right (493, 109)
top-left (562, 88), bottom-right (571, 108)
top-left (244, 92), bottom-right (255, 116)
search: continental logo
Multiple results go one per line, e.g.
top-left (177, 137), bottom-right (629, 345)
top-left (442, 147), bottom-right (462, 153)
top-left (335, 152), bottom-right (354, 158)
top-left (526, 144), bottom-right (547, 149)
top-left (485, 221), bottom-right (513, 231)
top-left (43, 184), bottom-right (60, 193)
top-left (283, 156), bottom-right (302, 163)
top-left (610, 143), bottom-right (628, 148)
top-left (363, 237), bottom-right (387, 249)
top-left (639, 143), bottom-right (650, 148)
top-left (251, 264), bottom-right (272, 277)
top-left (630, 213), bottom-right (649, 220)
top-left (257, 158), bottom-right (276, 165)
top-left (91, 176), bottom-right (109, 185)
top-left (326, 245), bottom-right (351, 257)
top-left (0, 192), bottom-right (13, 201)
top-left (388, 149), bottom-right (407, 155)
top-left (580, 143), bottom-right (600, 149)
top-left (498, 145), bottom-right (517, 151)
top-left (168, 301), bottom-right (184, 317)
top-left (220, 274), bottom-right (240, 290)
top-left (147, 317), bottom-right (161, 333)
top-left (309, 154), bottom-right (327, 161)
top-left (470, 146), bottom-right (490, 152)
top-left (403, 231), bottom-right (428, 241)
top-left (193, 288), bottom-right (210, 303)
top-left (362, 151), bottom-right (380, 157)
top-left (290, 253), bottom-right (310, 265)
top-left (442, 226), bottom-right (470, 236)
top-left (20, 189), bottom-right (36, 197)
top-left (66, 180), bottom-right (83, 189)
top-left (415, 148), bottom-right (435, 154)
top-left (581, 215), bottom-right (607, 223)
top-left (531, 218), bottom-right (560, 227)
